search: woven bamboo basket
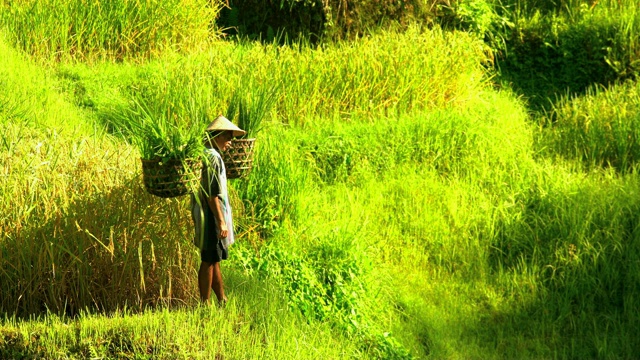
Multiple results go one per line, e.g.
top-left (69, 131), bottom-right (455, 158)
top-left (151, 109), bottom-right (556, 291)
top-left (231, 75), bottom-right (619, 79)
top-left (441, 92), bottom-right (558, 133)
top-left (141, 158), bottom-right (201, 198)
top-left (222, 138), bottom-right (256, 179)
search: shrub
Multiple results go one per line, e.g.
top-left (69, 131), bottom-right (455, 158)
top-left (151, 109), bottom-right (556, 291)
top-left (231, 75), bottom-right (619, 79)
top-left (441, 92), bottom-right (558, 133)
top-left (217, 0), bottom-right (446, 41)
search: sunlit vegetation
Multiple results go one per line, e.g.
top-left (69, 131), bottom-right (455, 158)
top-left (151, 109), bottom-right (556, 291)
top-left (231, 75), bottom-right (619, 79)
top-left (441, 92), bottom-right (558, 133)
top-left (1, 0), bottom-right (639, 358)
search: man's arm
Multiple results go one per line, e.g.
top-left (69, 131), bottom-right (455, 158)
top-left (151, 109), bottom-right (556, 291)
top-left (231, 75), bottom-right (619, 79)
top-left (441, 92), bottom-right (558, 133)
top-left (207, 195), bottom-right (228, 239)
top-left (203, 154), bottom-right (228, 239)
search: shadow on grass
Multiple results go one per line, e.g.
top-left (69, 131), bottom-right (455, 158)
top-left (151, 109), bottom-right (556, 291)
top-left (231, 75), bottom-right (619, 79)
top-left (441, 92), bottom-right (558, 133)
top-left (481, 186), bottom-right (640, 358)
top-left (495, 15), bottom-right (634, 113)
top-left (0, 271), bottom-right (286, 360)
top-left (216, 1), bottom-right (325, 45)
top-left (0, 174), bottom-right (203, 318)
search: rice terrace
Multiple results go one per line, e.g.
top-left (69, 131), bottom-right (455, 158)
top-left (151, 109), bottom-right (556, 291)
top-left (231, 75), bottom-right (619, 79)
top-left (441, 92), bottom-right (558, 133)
top-left (1, 0), bottom-right (640, 358)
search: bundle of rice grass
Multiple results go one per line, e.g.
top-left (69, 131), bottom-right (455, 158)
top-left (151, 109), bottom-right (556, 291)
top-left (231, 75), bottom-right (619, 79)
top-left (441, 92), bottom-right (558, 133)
top-left (110, 94), bottom-right (204, 198)
top-left (222, 84), bottom-right (275, 179)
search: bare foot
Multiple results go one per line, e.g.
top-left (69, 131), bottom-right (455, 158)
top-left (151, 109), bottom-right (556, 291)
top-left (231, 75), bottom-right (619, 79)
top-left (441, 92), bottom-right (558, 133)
top-left (218, 296), bottom-right (228, 308)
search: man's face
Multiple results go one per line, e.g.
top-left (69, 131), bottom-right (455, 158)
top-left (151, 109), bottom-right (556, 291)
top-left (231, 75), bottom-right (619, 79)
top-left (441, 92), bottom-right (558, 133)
top-left (214, 131), bottom-right (233, 151)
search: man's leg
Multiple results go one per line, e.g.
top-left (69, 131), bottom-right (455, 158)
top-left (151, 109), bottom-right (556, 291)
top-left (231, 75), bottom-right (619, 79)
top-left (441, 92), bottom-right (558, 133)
top-left (199, 261), bottom-right (226, 304)
top-left (198, 261), bottom-right (213, 303)
top-left (211, 261), bottom-right (227, 305)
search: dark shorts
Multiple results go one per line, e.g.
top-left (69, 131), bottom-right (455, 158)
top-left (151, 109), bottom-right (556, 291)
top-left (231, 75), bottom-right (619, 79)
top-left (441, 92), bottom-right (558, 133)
top-left (196, 194), bottom-right (229, 264)
top-left (201, 238), bottom-right (228, 264)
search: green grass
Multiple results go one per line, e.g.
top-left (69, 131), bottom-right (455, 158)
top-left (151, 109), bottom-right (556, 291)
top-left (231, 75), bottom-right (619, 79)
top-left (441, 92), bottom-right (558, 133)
top-left (540, 80), bottom-right (640, 172)
top-left (55, 25), bottom-right (489, 128)
top-left (1, 275), bottom-right (360, 359)
top-left (2, 2), bottom-right (640, 359)
top-left (0, 0), bottom-right (219, 62)
top-left (496, 0), bottom-right (640, 110)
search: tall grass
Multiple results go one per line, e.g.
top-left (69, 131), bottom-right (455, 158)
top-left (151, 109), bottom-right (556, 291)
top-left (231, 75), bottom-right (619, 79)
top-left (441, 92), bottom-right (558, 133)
top-left (496, 0), bottom-right (640, 110)
top-left (1, 23), bottom-right (516, 358)
top-left (0, 35), bottom-right (90, 131)
top-left (64, 26), bottom-right (490, 128)
top-left (3, 4), bottom-right (640, 358)
top-left (488, 163), bottom-right (640, 358)
top-left (1, 25), bottom-right (492, 314)
top-left (0, 122), bottom-right (201, 315)
top-left (230, 90), bottom-right (537, 357)
top-left (0, 0), bottom-right (220, 61)
top-left (0, 281), bottom-right (360, 359)
top-left (0, 36), bottom-right (200, 315)
top-left (541, 80), bottom-right (640, 172)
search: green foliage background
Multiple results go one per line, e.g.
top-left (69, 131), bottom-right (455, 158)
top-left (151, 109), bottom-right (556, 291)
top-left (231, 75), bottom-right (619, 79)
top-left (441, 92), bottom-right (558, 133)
top-left (1, 0), bottom-right (640, 359)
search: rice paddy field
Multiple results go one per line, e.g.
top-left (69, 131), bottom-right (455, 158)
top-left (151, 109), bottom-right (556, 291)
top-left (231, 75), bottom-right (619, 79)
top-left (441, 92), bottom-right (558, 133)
top-left (1, 0), bottom-right (640, 359)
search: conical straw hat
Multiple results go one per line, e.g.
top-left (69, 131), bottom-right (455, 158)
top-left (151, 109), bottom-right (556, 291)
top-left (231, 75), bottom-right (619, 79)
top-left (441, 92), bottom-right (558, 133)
top-left (206, 115), bottom-right (246, 138)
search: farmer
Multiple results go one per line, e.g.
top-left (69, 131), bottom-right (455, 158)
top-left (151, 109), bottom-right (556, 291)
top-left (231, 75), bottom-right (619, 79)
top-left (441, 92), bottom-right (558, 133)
top-left (191, 115), bottom-right (245, 306)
